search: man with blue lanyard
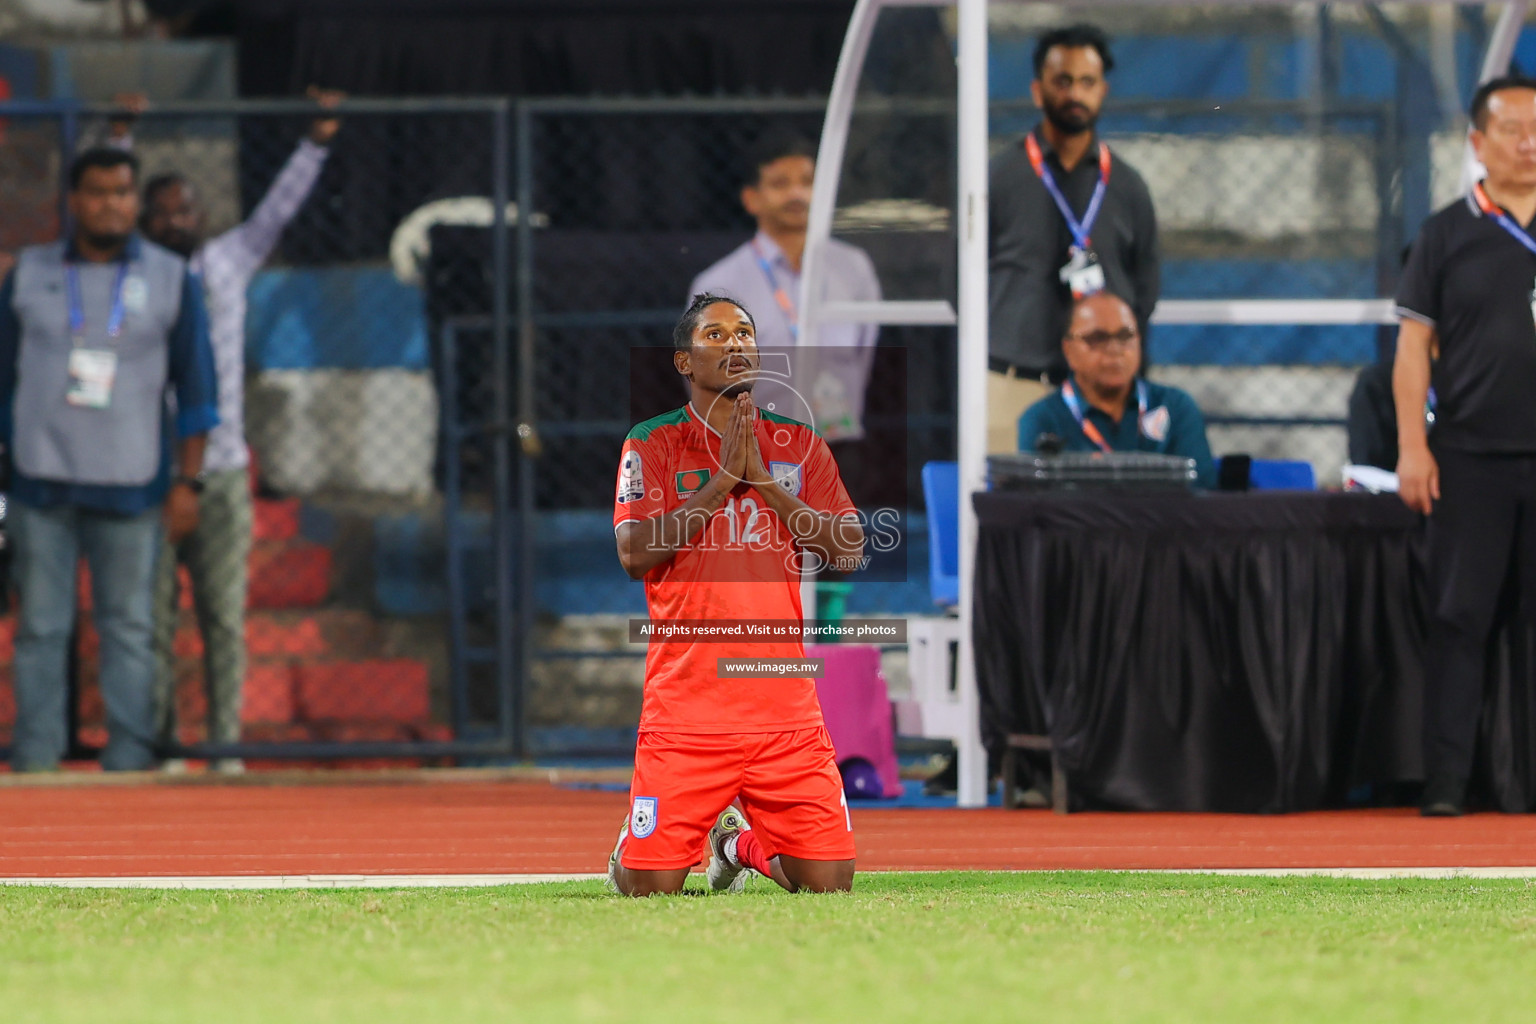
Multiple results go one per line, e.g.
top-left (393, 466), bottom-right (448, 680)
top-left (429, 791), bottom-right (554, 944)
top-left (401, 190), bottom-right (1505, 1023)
top-left (1395, 76), bottom-right (1536, 817)
top-left (0, 148), bottom-right (218, 772)
top-left (1016, 292), bottom-right (1214, 488)
top-left (687, 131), bottom-right (882, 503)
top-left (988, 23), bottom-right (1160, 455)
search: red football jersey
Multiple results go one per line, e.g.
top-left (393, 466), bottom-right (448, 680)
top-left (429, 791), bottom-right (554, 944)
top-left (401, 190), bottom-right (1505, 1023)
top-left (613, 402), bottom-right (857, 734)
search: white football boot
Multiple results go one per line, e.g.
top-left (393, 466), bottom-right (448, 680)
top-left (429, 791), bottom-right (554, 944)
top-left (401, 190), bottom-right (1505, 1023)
top-left (705, 806), bottom-right (754, 893)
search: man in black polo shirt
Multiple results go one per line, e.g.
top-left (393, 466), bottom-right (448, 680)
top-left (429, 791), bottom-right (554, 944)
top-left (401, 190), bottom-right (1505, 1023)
top-left (1394, 75), bottom-right (1536, 816)
top-left (987, 23), bottom-right (1160, 454)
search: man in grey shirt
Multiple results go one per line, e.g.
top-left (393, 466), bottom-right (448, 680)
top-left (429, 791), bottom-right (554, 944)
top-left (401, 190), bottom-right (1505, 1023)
top-left (988, 24), bottom-right (1159, 454)
top-left (688, 132), bottom-right (881, 502)
top-left (0, 147), bottom-right (218, 771)
top-left (136, 88), bottom-right (342, 770)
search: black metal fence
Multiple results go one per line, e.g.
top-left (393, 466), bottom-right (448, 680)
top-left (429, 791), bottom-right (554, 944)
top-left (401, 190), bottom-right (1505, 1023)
top-left (0, 99), bottom-right (518, 767)
top-left (0, 90), bottom-right (1436, 768)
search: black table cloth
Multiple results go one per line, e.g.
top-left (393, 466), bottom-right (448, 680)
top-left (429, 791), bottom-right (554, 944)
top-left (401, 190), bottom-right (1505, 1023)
top-left (972, 490), bottom-right (1536, 812)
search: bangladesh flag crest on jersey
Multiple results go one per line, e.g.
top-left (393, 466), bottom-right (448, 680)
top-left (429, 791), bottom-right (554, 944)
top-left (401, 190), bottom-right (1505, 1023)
top-left (675, 468), bottom-right (712, 496)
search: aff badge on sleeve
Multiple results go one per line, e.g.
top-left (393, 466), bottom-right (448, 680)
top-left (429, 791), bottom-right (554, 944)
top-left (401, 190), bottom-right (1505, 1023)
top-left (1140, 405), bottom-right (1171, 444)
top-left (769, 461), bottom-right (803, 497)
top-left (617, 450), bottom-right (644, 504)
top-left (630, 796), bottom-right (658, 839)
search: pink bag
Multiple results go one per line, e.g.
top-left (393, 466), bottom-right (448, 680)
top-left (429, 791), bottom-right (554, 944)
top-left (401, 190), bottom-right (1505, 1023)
top-left (809, 643), bottom-right (903, 798)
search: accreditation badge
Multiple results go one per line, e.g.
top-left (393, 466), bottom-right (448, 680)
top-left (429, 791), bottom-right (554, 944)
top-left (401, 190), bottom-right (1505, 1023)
top-left (66, 348), bottom-right (118, 409)
top-left (121, 275), bottom-right (148, 314)
top-left (1059, 245), bottom-right (1106, 299)
top-left (1140, 405), bottom-right (1171, 443)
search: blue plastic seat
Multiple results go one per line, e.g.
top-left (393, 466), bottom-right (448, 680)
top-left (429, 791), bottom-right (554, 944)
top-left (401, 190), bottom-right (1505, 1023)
top-left (1219, 457), bottom-right (1317, 491)
top-left (921, 461), bottom-right (960, 608)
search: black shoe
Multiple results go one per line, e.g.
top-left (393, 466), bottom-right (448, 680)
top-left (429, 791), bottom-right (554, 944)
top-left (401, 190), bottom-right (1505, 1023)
top-left (1421, 775), bottom-right (1467, 817)
top-left (1422, 800), bottom-right (1464, 817)
top-left (922, 755), bottom-right (958, 796)
top-left (925, 752), bottom-right (1018, 798)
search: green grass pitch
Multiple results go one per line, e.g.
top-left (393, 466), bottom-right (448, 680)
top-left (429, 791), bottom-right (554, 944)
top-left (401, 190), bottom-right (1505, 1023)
top-left (3, 872), bottom-right (1532, 1024)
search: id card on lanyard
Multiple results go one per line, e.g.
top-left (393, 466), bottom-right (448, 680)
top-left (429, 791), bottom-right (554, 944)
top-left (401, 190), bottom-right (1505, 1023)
top-left (1061, 378), bottom-right (1152, 454)
top-left (1025, 134), bottom-right (1112, 299)
top-left (750, 239), bottom-right (799, 343)
top-left (64, 260), bottom-right (129, 409)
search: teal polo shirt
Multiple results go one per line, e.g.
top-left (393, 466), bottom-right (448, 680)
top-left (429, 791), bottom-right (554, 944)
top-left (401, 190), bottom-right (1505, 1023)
top-left (1017, 375), bottom-right (1217, 489)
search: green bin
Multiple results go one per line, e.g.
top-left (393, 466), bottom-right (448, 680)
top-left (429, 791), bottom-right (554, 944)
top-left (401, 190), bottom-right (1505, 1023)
top-left (815, 581), bottom-right (853, 634)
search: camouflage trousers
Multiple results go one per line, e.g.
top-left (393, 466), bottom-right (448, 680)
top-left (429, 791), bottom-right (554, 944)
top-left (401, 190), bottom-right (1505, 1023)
top-left (152, 467), bottom-right (253, 747)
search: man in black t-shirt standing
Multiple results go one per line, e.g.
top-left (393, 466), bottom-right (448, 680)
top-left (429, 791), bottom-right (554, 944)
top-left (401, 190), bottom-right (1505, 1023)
top-left (1394, 75), bottom-right (1536, 816)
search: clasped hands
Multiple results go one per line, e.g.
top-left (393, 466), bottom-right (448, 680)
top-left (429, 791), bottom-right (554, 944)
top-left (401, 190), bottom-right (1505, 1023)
top-left (716, 392), bottom-right (778, 489)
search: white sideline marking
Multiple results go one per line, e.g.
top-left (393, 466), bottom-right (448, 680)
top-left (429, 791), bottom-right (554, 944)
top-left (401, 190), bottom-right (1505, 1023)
top-left (0, 873), bottom-right (606, 890)
top-left (1157, 867), bottom-right (1536, 880)
top-left (3, 867), bottom-right (1536, 889)
top-left (908, 867), bottom-right (1536, 880)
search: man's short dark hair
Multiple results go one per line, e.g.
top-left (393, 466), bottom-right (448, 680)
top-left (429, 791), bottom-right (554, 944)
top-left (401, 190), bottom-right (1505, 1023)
top-left (142, 172), bottom-right (190, 208)
top-left (675, 293), bottom-right (755, 352)
top-left (1471, 75), bottom-right (1536, 130)
top-left (69, 147), bottom-right (139, 191)
top-left (1033, 24), bottom-right (1115, 79)
top-left (741, 131), bottom-right (817, 189)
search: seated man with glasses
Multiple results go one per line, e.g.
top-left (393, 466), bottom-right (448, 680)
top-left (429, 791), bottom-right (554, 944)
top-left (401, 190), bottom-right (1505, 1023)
top-left (1016, 291), bottom-right (1216, 487)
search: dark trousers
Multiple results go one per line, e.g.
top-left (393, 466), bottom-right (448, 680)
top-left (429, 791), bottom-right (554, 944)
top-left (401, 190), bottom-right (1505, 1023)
top-left (1424, 448), bottom-right (1536, 784)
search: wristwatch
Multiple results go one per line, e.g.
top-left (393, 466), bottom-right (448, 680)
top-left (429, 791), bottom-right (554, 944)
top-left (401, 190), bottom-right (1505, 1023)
top-left (174, 471), bottom-right (207, 494)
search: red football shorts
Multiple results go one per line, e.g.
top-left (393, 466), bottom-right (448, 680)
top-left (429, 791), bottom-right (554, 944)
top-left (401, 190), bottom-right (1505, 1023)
top-left (620, 726), bottom-right (857, 870)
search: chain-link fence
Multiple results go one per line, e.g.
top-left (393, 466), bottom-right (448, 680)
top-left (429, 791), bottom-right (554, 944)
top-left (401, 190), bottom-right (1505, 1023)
top-left (1084, 98), bottom-right (1405, 485)
top-left (980, 5), bottom-right (1474, 488)
top-left (513, 83), bottom-right (1469, 750)
top-left (505, 99), bottom-right (955, 752)
top-left (0, 99), bottom-right (516, 768)
top-left (0, 76), bottom-right (1458, 766)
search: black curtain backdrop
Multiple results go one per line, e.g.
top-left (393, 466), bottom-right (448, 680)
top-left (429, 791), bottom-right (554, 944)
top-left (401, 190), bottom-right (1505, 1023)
top-left (972, 490), bottom-right (1536, 814)
top-left (234, 0), bottom-right (858, 97)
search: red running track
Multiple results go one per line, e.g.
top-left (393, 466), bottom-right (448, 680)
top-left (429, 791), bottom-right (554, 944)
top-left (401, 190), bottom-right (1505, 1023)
top-left (2, 780), bottom-right (1535, 878)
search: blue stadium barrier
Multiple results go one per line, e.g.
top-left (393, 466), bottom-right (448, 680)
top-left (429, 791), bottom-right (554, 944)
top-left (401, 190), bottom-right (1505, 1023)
top-left (921, 461), bottom-right (960, 609)
top-left (242, 259), bottom-right (1380, 373)
top-left (1217, 457), bottom-right (1318, 491)
top-left (990, 29), bottom-right (1503, 111)
top-left (246, 267), bottom-right (429, 370)
top-left (372, 507), bottom-right (932, 618)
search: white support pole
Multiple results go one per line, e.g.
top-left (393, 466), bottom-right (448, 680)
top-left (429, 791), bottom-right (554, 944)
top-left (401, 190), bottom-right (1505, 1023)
top-left (1478, 0), bottom-right (1529, 82)
top-left (1151, 298), bottom-right (1397, 325)
top-left (954, 0), bottom-right (990, 810)
top-left (802, 0), bottom-right (881, 339)
top-left (800, 0), bottom-right (882, 634)
top-left (1461, 0), bottom-right (1531, 192)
